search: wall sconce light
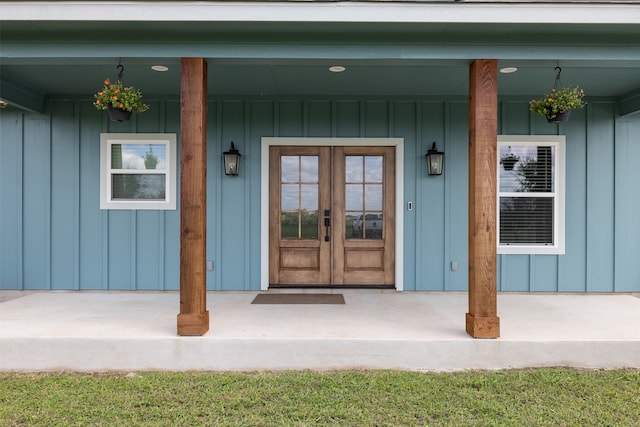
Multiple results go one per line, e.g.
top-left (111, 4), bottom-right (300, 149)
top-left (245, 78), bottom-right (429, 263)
top-left (426, 141), bottom-right (444, 176)
top-left (223, 142), bottom-right (241, 176)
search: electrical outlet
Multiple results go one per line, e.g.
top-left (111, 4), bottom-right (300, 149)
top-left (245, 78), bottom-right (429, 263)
top-left (206, 260), bottom-right (214, 271)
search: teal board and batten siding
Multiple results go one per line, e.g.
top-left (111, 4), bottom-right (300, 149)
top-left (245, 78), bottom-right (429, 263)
top-left (1, 97), bottom-right (639, 292)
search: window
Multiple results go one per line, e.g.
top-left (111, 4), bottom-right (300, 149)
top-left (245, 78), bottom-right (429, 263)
top-left (497, 135), bottom-right (565, 254)
top-left (100, 133), bottom-right (177, 210)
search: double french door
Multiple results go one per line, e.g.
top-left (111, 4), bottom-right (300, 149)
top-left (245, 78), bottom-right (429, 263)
top-left (269, 145), bottom-right (395, 286)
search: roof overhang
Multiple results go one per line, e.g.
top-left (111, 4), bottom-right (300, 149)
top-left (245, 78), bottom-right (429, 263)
top-left (1, 1), bottom-right (639, 114)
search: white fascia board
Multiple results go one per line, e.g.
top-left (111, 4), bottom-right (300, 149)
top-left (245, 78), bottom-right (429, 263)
top-left (1, 2), bottom-right (639, 25)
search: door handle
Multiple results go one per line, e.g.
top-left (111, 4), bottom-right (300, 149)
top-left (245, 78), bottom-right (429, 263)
top-left (324, 210), bottom-right (330, 241)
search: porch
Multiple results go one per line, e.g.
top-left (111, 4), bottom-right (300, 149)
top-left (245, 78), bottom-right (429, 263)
top-left (2, 290), bottom-right (639, 372)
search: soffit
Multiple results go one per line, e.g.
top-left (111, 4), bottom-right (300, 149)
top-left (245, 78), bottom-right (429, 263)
top-left (1, 2), bottom-right (639, 108)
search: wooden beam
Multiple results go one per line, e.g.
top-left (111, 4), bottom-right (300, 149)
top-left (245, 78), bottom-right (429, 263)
top-left (177, 58), bottom-right (209, 336)
top-left (467, 59), bottom-right (500, 339)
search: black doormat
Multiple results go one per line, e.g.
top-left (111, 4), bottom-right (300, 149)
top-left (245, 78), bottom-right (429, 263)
top-left (251, 293), bottom-right (345, 305)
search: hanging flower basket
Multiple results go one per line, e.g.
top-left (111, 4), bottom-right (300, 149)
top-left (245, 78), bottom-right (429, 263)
top-left (529, 66), bottom-right (585, 124)
top-left (92, 65), bottom-right (149, 122)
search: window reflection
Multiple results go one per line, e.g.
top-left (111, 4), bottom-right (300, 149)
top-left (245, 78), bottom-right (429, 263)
top-left (112, 174), bottom-right (166, 200)
top-left (300, 185), bottom-right (318, 211)
top-left (365, 156), bottom-right (383, 182)
top-left (365, 184), bottom-right (383, 210)
top-left (281, 156), bottom-right (299, 182)
top-left (345, 156), bottom-right (363, 182)
top-left (280, 155), bottom-right (319, 240)
top-left (348, 213), bottom-right (383, 240)
top-left (300, 156), bottom-right (318, 182)
top-left (111, 144), bottom-right (166, 170)
top-left (345, 184), bottom-right (363, 211)
top-left (499, 146), bottom-right (554, 193)
top-left (345, 155), bottom-right (384, 240)
top-left (281, 184), bottom-right (299, 211)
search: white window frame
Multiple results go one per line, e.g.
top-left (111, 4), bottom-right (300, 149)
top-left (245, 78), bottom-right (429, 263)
top-left (100, 133), bottom-right (177, 210)
top-left (497, 135), bottom-right (565, 255)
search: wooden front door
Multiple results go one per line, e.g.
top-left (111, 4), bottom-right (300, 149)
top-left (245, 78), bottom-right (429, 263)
top-left (269, 145), bottom-right (395, 287)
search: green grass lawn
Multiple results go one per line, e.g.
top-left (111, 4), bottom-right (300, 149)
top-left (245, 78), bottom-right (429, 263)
top-left (1, 369), bottom-right (639, 426)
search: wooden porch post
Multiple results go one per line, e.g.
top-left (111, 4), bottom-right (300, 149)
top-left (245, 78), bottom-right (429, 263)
top-left (177, 57), bottom-right (209, 336)
top-left (467, 59), bottom-right (500, 339)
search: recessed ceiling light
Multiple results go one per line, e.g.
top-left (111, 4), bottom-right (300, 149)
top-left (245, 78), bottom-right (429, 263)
top-left (500, 67), bottom-right (518, 74)
top-left (151, 65), bottom-right (169, 72)
top-left (329, 66), bottom-right (346, 73)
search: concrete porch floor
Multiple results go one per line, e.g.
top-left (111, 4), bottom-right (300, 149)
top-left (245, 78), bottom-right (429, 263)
top-left (1, 290), bottom-right (639, 372)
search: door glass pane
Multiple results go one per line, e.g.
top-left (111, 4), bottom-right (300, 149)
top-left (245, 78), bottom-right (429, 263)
top-left (300, 156), bottom-right (319, 182)
top-left (345, 213), bottom-right (360, 239)
top-left (364, 212), bottom-right (383, 240)
top-left (365, 184), bottom-right (383, 210)
top-left (365, 156), bottom-right (383, 182)
top-left (281, 156), bottom-right (299, 182)
top-left (345, 156), bottom-right (363, 182)
top-left (281, 212), bottom-right (299, 239)
top-left (301, 212), bottom-right (319, 239)
top-left (281, 184), bottom-right (299, 210)
top-left (345, 155), bottom-right (384, 240)
top-left (280, 154), bottom-right (319, 240)
top-left (300, 184), bottom-right (318, 211)
top-left (345, 184), bottom-right (363, 211)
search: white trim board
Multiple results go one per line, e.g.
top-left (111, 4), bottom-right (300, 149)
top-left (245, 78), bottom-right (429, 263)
top-left (2, 2), bottom-right (638, 25)
top-left (260, 137), bottom-right (405, 291)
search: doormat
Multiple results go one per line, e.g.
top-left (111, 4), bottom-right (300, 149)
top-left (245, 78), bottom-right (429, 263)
top-left (251, 293), bottom-right (345, 305)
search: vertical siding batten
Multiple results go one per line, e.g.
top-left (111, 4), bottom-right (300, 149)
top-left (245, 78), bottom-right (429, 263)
top-left (212, 100), bottom-right (223, 290)
top-left (443, 101), bottom-right (452, 290)
top-left (447, 101), bottom-right (469, 291)
top-left (73, 102), bottom-right (81, 290)
top-left (614, 116), bottom-right (640, 291)
top-left (0, 112), bottom-right (25, 289)
top-left (586, 103), bottom-right (616, 292)
top-left (413, 102), bottom-right (423, 292)
top-left (561, 107), bottom-right (588, 291)
top-left (244, 100), bottom-right (252, 290)
top-left (50, 101), bottom-right (78, 290)
top-left (22, 113), bottom-right (51, 289)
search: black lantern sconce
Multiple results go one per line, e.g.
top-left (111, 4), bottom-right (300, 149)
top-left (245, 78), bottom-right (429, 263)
top-left (223, 142), bottom-right (241, 176)
top-left (426, 141), bottom-right (444, 176)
